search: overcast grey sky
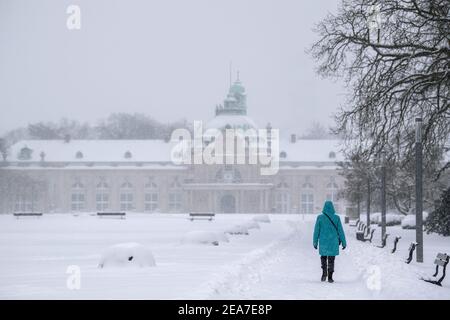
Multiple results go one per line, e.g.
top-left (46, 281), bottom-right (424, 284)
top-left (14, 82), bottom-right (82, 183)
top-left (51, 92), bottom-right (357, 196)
top-left (0, 0), bottom-right (344, 136)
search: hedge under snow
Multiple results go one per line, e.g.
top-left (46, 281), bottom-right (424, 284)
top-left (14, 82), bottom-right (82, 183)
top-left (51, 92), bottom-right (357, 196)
top-left (181, 231), bottom-right (222, 246)
top-left (242, 220), bottom-right (260, 230)
top-left (98, 242), bottom-right (156, 268)
top-left (401, 212), bottom-right (429, 229)
top-left (252, 214), bottom-right (271, 223)
top-left (224, 225), bottom-right (249, 235)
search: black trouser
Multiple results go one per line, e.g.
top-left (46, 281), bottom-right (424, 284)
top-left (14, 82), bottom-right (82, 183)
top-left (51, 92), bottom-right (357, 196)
top-left (320, 256), bottom-right (335, 273)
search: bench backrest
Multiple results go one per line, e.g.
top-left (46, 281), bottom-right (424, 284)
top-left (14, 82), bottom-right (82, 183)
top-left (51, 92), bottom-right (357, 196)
top-left (14, 212), bottom-right (43, 216)
top-left (434, 253), bottom-right (449, 266)
top-left (189, 213), bottom-right (214, 216)
top-left (97, 212), bottom-right (125, 215)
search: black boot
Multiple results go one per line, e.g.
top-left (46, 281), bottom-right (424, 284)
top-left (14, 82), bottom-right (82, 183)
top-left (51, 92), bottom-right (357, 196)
top-left (328, 271), bottom-right (334, 283)
top-left (320, 256), bottom-right (327, 282)
top-left (327, 256), bottom-right (335, 283)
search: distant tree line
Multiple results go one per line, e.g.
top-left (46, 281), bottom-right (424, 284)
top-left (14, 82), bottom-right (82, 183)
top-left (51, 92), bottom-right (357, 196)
top-left (0, 113), bottom-right (190, 148)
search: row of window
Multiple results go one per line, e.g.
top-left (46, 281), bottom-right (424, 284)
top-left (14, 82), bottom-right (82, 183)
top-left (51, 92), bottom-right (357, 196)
top-left (71, 191), bottom-right (182, 212)
top-left (274, 191), bottom-right (339, 214)
top-left (70, 180), bottom-right (182, 212)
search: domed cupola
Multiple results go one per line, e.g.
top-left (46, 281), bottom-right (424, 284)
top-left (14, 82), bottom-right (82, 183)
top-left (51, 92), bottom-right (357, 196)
top-left (206, 72), bottom-right (257, 131)
top-left (217, 72), bottom-right (247, 116)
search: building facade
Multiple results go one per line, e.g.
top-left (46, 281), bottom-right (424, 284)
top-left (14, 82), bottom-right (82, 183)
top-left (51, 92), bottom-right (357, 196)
top-left (0, 78), bottom-right (348, 214)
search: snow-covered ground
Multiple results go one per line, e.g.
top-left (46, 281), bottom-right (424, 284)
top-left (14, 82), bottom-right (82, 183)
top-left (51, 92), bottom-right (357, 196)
top-left (0, 213), bottom-right (448, 299)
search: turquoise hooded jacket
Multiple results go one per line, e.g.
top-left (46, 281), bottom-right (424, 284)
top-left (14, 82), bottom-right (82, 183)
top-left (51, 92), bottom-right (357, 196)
top-left (313, 201), bottom-right (347, 256)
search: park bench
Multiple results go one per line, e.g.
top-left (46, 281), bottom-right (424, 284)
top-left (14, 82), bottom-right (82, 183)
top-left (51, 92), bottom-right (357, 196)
top-left (349, 219), bottom-right (360, 227)
top-left (189, 212), bottom-right (215, 221)
top-left (376, 233), bottom-right (390, 248)
top-left (356, 228), bottom-right (375, 242)
top-left (13, 212), bottom-right (43, 218)
top-left (355, 222), bottom-right (366, 240)
top-left (97, 212), bottom-right (126, 219)
top-left (405, 242), bottom-right (418, 264)
top-left (361, 224), bottom-right (367, 234)
top-left (421, 253), bottom-right (449, 286)
top-left (391, 236), bottom-right (401, 253)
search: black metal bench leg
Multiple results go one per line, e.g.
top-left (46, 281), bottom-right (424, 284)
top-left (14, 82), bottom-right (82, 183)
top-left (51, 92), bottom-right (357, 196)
top-left (436, 262), bottom-right (448, 286)
top-left (432, 265), bottom-right (439, 277)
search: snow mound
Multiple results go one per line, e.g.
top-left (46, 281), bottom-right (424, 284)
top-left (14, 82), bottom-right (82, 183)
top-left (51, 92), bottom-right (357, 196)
top-left (242, 220), bottom-right (260, 230)
top-left (216, 231), bottom-right (230, 243)
top-left (98, 242), bottom-right (156, 268)
top-left (252, 215), bottom-right (271, 223)
top-left (401, 212), bottom-right (429, 229)
top-left (377, 213), bottom-right (405, 226)
top-left (360, 212), bottom-right (405, 226)
top-left (181, 231), bottom-right (221, 246)
top-left (224, 225), bottom-right (249, 235)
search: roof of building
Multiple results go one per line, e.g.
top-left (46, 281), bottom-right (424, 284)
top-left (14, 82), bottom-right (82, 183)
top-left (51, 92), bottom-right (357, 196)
top-left (4, 138), bottom-right (344, 165)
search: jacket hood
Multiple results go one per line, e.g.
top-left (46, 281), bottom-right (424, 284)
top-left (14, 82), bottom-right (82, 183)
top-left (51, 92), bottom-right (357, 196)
top-left (322, 201), bottom-right (336, 215)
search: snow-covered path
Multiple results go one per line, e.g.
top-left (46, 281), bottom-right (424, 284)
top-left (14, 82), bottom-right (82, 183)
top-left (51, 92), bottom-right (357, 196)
top-left (205, 219), bottom-right (450, 299)
top-left (0, 213), bottom-right (448, 299)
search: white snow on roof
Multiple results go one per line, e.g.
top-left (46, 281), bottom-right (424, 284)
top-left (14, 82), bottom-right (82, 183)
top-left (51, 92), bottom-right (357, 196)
top-left (7, 138), bottom-right (344, 164)
top-left (8, 140), bottom-right (175, 162)
top-left (279, 139), bottom-right (344, 162)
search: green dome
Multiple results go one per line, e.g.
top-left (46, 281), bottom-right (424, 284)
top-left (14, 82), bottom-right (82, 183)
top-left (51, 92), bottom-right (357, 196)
top-left (229, 80), bottom-right (245, 95)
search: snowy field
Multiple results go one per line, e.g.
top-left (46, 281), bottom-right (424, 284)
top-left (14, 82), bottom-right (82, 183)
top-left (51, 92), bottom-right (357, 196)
top-left (0, 213), bottom-right (448, 300)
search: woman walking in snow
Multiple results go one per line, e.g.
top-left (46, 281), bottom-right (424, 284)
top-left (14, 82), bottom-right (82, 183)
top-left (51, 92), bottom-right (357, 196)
top-left (313, 200), bottom-right (347, 283)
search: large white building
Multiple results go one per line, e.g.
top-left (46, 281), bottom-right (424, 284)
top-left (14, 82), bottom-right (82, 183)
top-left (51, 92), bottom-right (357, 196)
top-left (0, 78), bottom-right (348, 215)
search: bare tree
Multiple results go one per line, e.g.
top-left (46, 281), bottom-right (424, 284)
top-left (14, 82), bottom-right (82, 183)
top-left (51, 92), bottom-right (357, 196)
top-left (310, 0), bottom-right (449, 178)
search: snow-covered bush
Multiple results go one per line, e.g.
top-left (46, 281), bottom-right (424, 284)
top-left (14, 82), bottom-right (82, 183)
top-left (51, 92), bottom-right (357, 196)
top-left (252, 215), bottom-right (271, 223)
top-left (224, 225), bottom-right (249, 235)
top-left (402, 212), bottom-right (429, 229)
top-left (181, 231), bottom-right (221, 246)
top-left (359, 212), bottom-right (380, 224)
top-left (378, 213), bottom-right (405, 226)
top-left (360, 212), bottom-right (405, 226)
top-left (242, 220), bottom-right (260, 230)
top-left (98, 242), bottom-right (156, 268)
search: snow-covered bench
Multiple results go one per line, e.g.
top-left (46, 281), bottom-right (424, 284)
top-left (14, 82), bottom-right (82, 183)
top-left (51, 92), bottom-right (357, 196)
top-left (189, 212), bottom-right (215, 221)
top-left (357, 228), bottom-right (375, 242)
top-left (349, 219), bottom-right (360, 227)
top-left (405, 242), bottom-right (418, 264)
top-left (421, 253), bottom-right (449, 286)
top-left (13, 212), bottom-right (43, 218)
top-left (391, 236), bottom-right (401, 253)
top-left (97, 212), bottom-right (126, 219)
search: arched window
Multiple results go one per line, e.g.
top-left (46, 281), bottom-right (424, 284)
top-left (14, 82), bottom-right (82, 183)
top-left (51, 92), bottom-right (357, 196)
top-left (71, 182), bottom-right (85, 212)
top-left (326, 177), bottom-right (339, 212)
top-left (275, 181), bottom-right (290, 213)
top-left (168, 178), bottom-right (182, 212)
top-left (96, 181), bottom-right (109, 211)
top-left (144, 179), bottom-right (158, 212)
top-left (18, 146), bottom-right (33, 160)
top-left (75, 151), bottom-right (83, 159)
top-left (300, 178), bottom-right (314, 214)
top-left (14, 193), bottom-right (32, 212)
top-left (120, 181), bottom-right (134, 211)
